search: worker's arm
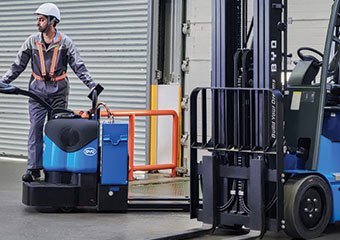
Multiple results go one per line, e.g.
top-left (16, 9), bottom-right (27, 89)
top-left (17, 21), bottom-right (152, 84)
top-left (1, 37), bottom-right (31, 84)
top-left (67, 38), bottom-right (96, 89)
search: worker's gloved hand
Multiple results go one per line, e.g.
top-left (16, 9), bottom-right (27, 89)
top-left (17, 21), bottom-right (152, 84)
top-left (88, 83), bottom-right (104, 100)
top-left (0, 82), bottom-right (19, 94)
top-left (0, 81), bottom-right (9, 88)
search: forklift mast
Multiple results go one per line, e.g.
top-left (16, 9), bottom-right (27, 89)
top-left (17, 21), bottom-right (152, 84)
top-left (191, 0), bottom-right (287, 232)
top-left (211, 0), bottom-right (286, 151)
top-left (190, 0), bottom-right (340, 237)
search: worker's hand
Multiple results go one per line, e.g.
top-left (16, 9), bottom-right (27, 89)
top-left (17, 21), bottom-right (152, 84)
top-left (87, 83), bottom-right (104, 100)
top-left (0, 82), bottom-right (18, 94)
top-left (71, 110), bottom-right (89, 118)
top-left (72, 110), bottom-right (83, 115)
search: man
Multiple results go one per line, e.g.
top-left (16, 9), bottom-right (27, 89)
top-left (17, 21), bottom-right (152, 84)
top-left (1, 3), bottom-right (97, 181)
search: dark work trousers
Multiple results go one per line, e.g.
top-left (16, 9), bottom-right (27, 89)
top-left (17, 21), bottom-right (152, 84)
top-left (27, 79), bottom-right (69, 170)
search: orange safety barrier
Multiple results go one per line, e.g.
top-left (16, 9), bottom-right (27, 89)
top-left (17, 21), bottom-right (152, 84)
top-left (99, 110), bottom-right (179, 181)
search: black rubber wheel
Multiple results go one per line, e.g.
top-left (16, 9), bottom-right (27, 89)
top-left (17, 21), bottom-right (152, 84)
top-left (35, 207), bottom-right (60, 213)
top-left (22, 173), bottom-right (33, 182)
top-left (284, 175), bottom-right (332, 239)
top-left (216, 225), bottom-right (250, 236)
top-left (59, 207), bottom-right (75, 213)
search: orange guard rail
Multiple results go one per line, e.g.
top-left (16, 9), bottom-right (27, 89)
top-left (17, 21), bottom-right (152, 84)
top-left (99, 110), bottom-right (179, 181)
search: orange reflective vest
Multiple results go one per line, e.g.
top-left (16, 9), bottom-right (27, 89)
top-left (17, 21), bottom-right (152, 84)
top-left (33, 34), bottom-right (67, 82)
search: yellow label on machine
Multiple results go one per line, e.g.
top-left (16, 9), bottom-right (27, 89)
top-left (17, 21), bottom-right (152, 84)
top-left (291, 91), bottom-right (302, 110)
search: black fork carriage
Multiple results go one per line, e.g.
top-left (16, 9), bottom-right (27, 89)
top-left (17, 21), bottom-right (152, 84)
top-left (190, 87), bottom-right (284, 236)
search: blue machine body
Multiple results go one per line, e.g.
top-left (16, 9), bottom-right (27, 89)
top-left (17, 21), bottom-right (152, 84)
top-left (43, 137), bottom-right (98, 173)
top-left (43, 118), bottom-right (128, 184)
top-left (42, 118), bottom-right (99, 173)
top-left (101, 122), bottom-right (128, 185)
top-left (39, 119), bottom-right (129, 212)
top-left (322, 111), bottom-right (340, 141)
top-left (284, 112), bottom-right (340, 223)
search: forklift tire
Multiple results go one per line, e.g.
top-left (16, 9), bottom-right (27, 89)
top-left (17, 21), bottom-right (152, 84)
top-left (284, 175), bottom-right (332, 239)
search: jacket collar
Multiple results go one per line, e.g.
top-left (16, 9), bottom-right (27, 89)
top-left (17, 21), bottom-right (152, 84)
top-left (38, 30), bottom-right (61, 44)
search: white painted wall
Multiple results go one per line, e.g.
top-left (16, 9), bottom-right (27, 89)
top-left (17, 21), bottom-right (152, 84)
top-left (288, 0), bottom-right (333, 69)
top-left (183, 0), bottom-right (212, 169)
top-left (156, 84), bottom-right (180, 173)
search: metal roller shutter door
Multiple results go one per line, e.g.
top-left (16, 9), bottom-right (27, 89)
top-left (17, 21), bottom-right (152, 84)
top-left (0, 0), bottom-right (149, 165)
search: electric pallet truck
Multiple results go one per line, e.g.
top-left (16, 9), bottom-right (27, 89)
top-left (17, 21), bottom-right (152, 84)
top-left (0, 82), bottom-right (190, 213)
top-left (0, 82), bottom-right (130, 212)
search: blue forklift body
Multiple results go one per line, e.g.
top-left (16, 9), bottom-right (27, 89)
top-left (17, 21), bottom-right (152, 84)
top-left (284, 133), bottom-right (340, 223)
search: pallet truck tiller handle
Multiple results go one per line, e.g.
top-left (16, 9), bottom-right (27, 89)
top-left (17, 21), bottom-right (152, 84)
top-left (0, 82), bottom-right (53, 113)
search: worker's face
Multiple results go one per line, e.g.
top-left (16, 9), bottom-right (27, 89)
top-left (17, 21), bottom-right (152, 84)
top-left (36, 14), bottom-right (48, 32)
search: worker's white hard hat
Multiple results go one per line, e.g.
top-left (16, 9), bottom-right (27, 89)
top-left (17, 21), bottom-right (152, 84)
top-left (35, 3), bottom-right (61, 22)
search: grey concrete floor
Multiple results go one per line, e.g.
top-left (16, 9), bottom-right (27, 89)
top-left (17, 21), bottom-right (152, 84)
top-left (1, 159), bottom-right (340, 240)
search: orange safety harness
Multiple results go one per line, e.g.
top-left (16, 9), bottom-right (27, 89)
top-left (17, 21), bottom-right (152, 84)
top-left (33, 34), bottom-right (67, 82)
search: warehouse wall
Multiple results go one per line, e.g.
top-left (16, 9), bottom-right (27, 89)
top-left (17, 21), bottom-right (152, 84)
top-left (288, 0), bottom-right (333, 69)
top-left (0, 0), bottom-right (149, 164)
top-left (182, 0), bottom-right (212, 168)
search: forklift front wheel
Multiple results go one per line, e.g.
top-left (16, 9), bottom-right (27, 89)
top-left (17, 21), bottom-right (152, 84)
top-left (284, 175), bottom-right (332, 239)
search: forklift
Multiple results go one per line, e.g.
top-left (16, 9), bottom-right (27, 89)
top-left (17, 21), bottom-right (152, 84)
top-left (189, 0), bottom-right (340, 239)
